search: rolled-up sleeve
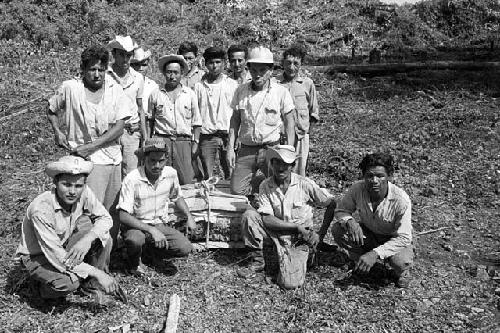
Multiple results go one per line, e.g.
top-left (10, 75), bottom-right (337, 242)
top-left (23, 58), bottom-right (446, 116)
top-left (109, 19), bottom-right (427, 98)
top-left (334, 187), bottom-right (358, 223)
top-left (117, 176), bottom-right (135, 215)
top-left (281, 88), bottom-right (295, 115)
top-left (373, 201), bottom-right (412, 260)
top-left (256, 183), bottom-right (273, 216)
top-left (47, 83), bottom-right (67, 115)
top-left (169, 171), bottom-right (183, 201)
top-left (305, 179), bottom-right (334, 207)
top-left (190, 90), bottom-right (202, 127)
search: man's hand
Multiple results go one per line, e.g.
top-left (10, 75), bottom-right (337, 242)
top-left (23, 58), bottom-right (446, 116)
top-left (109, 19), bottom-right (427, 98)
top-left (64, 236), bottom-right (93, 268)
top-left (191, 142), bottom-right (199, 157)
top-left (297, 226), bottom-right (319, 248)
top-left (346, 219), bottom-right (364, 246)
top-left (226, 148), bottom-right (236, 170)
top-left (185, 215), bottom-right (196, 236)
top-left (55, 130), bottom-right (71, 150)
top-left (148, 226), bottom-right (168, 249)
top-left (72, 144), bottom-right (95, 159)
top-left (354, 250), bottom-right (378, 274)
top-left (95, 271), bottom-right (119, 294)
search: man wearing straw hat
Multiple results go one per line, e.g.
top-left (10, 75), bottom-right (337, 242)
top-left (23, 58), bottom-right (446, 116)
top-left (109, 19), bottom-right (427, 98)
top-left (47, 45), bottom-right (133, 242)
top-left (107, 35), bottom-right (146, 176)
top-left (16, 156), bottom-right (119, 300)
top-left (130, 47), bottom-right (159, 123)
top-left (118, 138), bottom-right (194, 276)
top-left (227, 46), bottom-right (296, 198)
top-left (148, 54), bottom-right (201, 185)
top-left (240, 145), bottom-right (335, 289)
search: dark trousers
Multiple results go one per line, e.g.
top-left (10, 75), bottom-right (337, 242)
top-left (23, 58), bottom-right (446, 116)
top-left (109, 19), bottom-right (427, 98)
top-left (155, 136), bottom-right (194, 185)
top-left (199, 133), bottom-right (230, 180)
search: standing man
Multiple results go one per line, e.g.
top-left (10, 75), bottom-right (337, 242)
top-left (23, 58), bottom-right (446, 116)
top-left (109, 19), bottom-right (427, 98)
top-left (118, 138), bottom-right (194, 276)
top-left (240, 145), bottom-right (335, 288)
top-left (194, 46), bottom-right (238, 180)
top-left (278, 45), bottom-right (320, 177)
top-left (178, 41), bottom-right (205, 90)
top-left (107, 35), bottom-right (146, 176)
top-left (149, 54), bottom-right (201, 185)
top-left (227, 44), bottom-right (251, 85)
top-left (47, 45), bottom-right (133, 241)
top-left (328, 153), bottom-right (414, 288)
top-left (16, 156), bottom-right (118, 300)
top-left (227, 46), bottom-right (296, 197)
top-left (130, 47), bottom-right (159, 125)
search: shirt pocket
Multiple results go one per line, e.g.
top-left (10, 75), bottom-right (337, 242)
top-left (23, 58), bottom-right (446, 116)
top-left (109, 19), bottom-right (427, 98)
top-left (291, 201), bottom-right (305, 220)
top-left (183, 105), bottom-right (192, 119)
top-left (263, 107), bottom-right (280, 126)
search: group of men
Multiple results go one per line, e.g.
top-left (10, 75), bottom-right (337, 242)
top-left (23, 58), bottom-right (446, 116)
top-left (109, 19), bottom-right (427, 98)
top-left (15, 35), bottom-right (414, 302)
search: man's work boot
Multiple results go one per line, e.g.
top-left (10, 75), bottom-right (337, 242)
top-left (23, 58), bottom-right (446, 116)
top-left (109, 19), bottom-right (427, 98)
top-left (394, 270), bottom-right (412, 288)
top-left (248, 250), bottom-right (265, 272)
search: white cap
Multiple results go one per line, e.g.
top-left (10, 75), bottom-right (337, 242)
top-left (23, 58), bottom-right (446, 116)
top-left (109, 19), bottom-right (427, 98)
top-left (107, 35), bottom-right (138, 52)
top-left (247, 46), bottom-right (274, 64)
top-left (131, 47), bottom-right (152, 63)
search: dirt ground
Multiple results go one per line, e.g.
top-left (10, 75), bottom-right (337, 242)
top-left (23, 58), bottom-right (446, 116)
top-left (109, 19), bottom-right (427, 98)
top-left (0, 55), bottom-right (499, 332)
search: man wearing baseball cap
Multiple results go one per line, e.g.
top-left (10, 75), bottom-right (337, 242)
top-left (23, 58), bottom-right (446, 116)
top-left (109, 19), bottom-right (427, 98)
top-left (240, 145), bottom-right (335, 289)
top-left (107, 35), bottom-right (146, 177)
top-left (118, 138), bottom-right (194, 275)
top-left (194, 46), bottom-right (238, 180)
top-left (148, 54), bottom-right (201, 184)
top-left (16, 156), bottom-right (119, 301)
top-left (227, 46), bottom-right (296, 198)
top-left (130, 47), bottom-right (159, 122)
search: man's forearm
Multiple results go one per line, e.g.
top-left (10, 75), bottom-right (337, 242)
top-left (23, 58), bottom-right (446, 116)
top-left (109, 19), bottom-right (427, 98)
top-left (175, 197), bottom-right (192, 218)
top-left (228, 113), bottom-right (240, 149)
top-left (47, 109), bottom-right (61, 134)
top-left (262, 214), bottom-right (302, 234)
top-left (137, 98), bottom-right (147, 139)
top-left (284, 111), bottom-right (295, 146)
top-left (81, 120), bottom-right (125, 151)
top-left (119, 210), bottom-right (155, 233)
top-left (192, 126), bottom-right (200, 142)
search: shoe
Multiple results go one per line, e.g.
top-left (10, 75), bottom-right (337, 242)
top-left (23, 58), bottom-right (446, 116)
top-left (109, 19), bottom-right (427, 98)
top-left (128, 263), bottom-right (146, 277)
top-left (317, 241), bottom-right (338, 253)
top-left (394, 270), bottom-right (412, 288)
top-left (248, 250), bottom-right (265, 272)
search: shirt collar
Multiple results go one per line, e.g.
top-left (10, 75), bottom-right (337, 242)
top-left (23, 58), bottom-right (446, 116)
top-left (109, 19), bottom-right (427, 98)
top-left (278, 73), bottom-right (303, 84)
top-left (267, 172), bottom-right (299, 190)
top-left (51, 189), bottom-right (63, 211)
top-left (159, 83), bottom-right (189, 94)
top-left (386, 181), bottom-right (398, 200)
top-left (137, 166), bottom-right (169, 185)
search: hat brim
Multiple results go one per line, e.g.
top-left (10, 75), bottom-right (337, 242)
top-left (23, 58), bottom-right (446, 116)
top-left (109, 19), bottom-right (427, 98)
top-left (247, 58), bottom-right (274, 64)
top-left (158, 55), bottom-right (188, 73)
top-left (131, 50), bottom-right (152, 63)
top-left (107, 40), bottom-right (137, 53)
top-left (45, 160), bottom-right (93, 179)
top-left (266, 148), bottom-right (297, 164)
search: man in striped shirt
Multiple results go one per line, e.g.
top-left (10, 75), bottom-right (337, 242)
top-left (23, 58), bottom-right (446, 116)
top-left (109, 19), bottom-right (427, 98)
top-left (118, 138), bottom-right (194, 276)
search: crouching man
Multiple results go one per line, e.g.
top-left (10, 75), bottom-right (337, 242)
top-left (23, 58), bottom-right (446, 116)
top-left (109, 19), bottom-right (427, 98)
top-left (241, 145), bottom-right (335, 289)
top-left (16, 156), bottom-right (118, 299)
top-left (117, 138), bottom-right (194, 276)
top-left (331, 153), bottom-right (414, 288)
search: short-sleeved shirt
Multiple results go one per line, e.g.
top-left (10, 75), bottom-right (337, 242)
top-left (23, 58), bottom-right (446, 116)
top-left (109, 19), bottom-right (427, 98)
top-left (117, 166), bottom-right (183, 224)
top-left (335, 181), bottom-right (412, 259)
top-left (143, 77), bottom-right (159, 119)
top-left (149, 84), bottom-right (202, 136)
top-left (278, 74), bottom-right (319, 137)
top-left (257, 173), bottom-right (334, 228)
top-left (106, 67), bottom-right (144, 124)
top-left (48, 78), bottom-right (133, 165)
top-left (16, 187), bottom-right (112, 280)
top-left (181, 66), bottom-right (205, 90)
top-left (194, 74), bottom-right (238, 134)
top-left (231, 81), bottom-right (295, 146)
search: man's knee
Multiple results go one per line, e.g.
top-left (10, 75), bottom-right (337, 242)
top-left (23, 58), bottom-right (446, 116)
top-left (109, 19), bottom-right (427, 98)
top-left (40, 275), bottom-right (80, 299)
top-left (388, 247), bottom-right (414, 274)
top-left (331, 223), bottom-right (348, 246)
top-left (241, 209), bottom-right (263, 229)
top-left (123, 229), bottom-right (146, 249)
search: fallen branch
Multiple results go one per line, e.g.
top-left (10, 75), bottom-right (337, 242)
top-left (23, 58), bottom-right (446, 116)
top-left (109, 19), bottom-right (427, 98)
top-left (417, 226), bottom-right (450, 236)
top-left (0, 95), bottom-right (45, 123)
top-left (162, 293), bottom-right (181, 333)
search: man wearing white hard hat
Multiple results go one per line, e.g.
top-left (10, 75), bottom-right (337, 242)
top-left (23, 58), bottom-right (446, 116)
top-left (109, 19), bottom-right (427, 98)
top-left (47, 45), bottom-right (134, 243)
top-left (148, 54), bottom-right (201, 185)
top-left (130, 47), bottom-right (159, 123)
top-left (16, 156), bottom-right (119, 301)
top-left (240, 145), bottom-right (335, 289)
top-left (107, 35), bottom-right (146, 177)
top-left (227, 46), bottom-right (296, 198)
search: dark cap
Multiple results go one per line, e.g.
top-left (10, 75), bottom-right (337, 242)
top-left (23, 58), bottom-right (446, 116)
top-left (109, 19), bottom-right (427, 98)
top-left (203, 46), bottom-right (226, 61)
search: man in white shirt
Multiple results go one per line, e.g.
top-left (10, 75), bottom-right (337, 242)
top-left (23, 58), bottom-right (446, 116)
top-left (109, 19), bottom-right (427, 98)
top-left (130, 47), bottom-right (159, 123)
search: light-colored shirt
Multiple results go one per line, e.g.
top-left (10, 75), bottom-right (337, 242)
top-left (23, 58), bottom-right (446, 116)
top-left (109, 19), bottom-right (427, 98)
top-left (143, 76), bottom-right (159, 119)
top-left (117, 166), bottom-right (183, 224)
top-left (229, 70), bottom-right (252, 85)
top-left (194, 74), bottom-right (238, 134)
top-left (106, 66), bottom-right (144, 124)
top-left (16, 187), bottom-right (112, 280)
top-left (181, 66), bottom-right (205, 90)
top-left (231, 81), bottom-right (295, 146)
top-left (149, 84), bottom-right (202, 136)
top-left (335, 180), bottom-right (412, 260)
top-left (257, 173), bottom-right (334, 228)
top-left (48, 78), bottom-right (133, 165)
top-left (278, 74), bottom-right (319, 137)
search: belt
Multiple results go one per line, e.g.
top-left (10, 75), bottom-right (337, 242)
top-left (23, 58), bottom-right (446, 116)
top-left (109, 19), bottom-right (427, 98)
top-left (200, 131), bottom-right (228, 139)
top-left (241, 140), bottom-right (279, 149)
top-left (155, 133), bottom-right (192, 141)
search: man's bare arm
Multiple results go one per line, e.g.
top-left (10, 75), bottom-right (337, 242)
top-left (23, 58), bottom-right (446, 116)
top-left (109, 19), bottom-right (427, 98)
top-left (46, 107), bottom-right (70, 150)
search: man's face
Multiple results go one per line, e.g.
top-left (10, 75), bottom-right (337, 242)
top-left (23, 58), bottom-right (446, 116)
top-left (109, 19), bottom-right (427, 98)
top-left (55, 174), bottom-right (86, 207)
top-left (113, 49), bottom-right (134, 70)
top-left (229, 51), bottom-right (247, 74)
top-left (131, 59), bottom-right (149, 75)
top-left (181, 52), bottom-right (196, 71)
top-left (363, 166), bottom-right (389, 199)
top-left (82, 60), bottom-right (106, 90)
top-left (205, 58), bottom-right (224, 77)
top-left (283, 55), bottom-right (302, 79)
top-left (145, 151), bottom-right (168, 177)
top-left (163, 62), bottom-right (182, 88)
top-left (248, 63), bottom-right (273, 89)
top-left (271, 158), bottom-right (294, 182)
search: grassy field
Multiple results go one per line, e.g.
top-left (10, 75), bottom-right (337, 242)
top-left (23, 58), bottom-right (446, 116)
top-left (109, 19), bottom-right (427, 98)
top-left (1, 0), bottom-right (500, 332)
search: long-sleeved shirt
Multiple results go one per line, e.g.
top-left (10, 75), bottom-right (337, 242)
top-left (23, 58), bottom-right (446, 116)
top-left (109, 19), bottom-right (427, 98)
top-left (335, 180), bottom-right (412, 260)
top-left (16, 187), bottom-right (112, 280)
top-left (258, 173), bottom-right (334, 228)
top-left (278, 74), bottom-right (320, 138)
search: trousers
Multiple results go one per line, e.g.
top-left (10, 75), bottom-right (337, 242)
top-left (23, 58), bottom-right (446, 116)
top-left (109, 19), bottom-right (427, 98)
top-left (199, 133), bottom-right (230, 180)
top-left (120, 130), bottom-right (141, 177)
top-left (155, 136), bottom-right (194, 185)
